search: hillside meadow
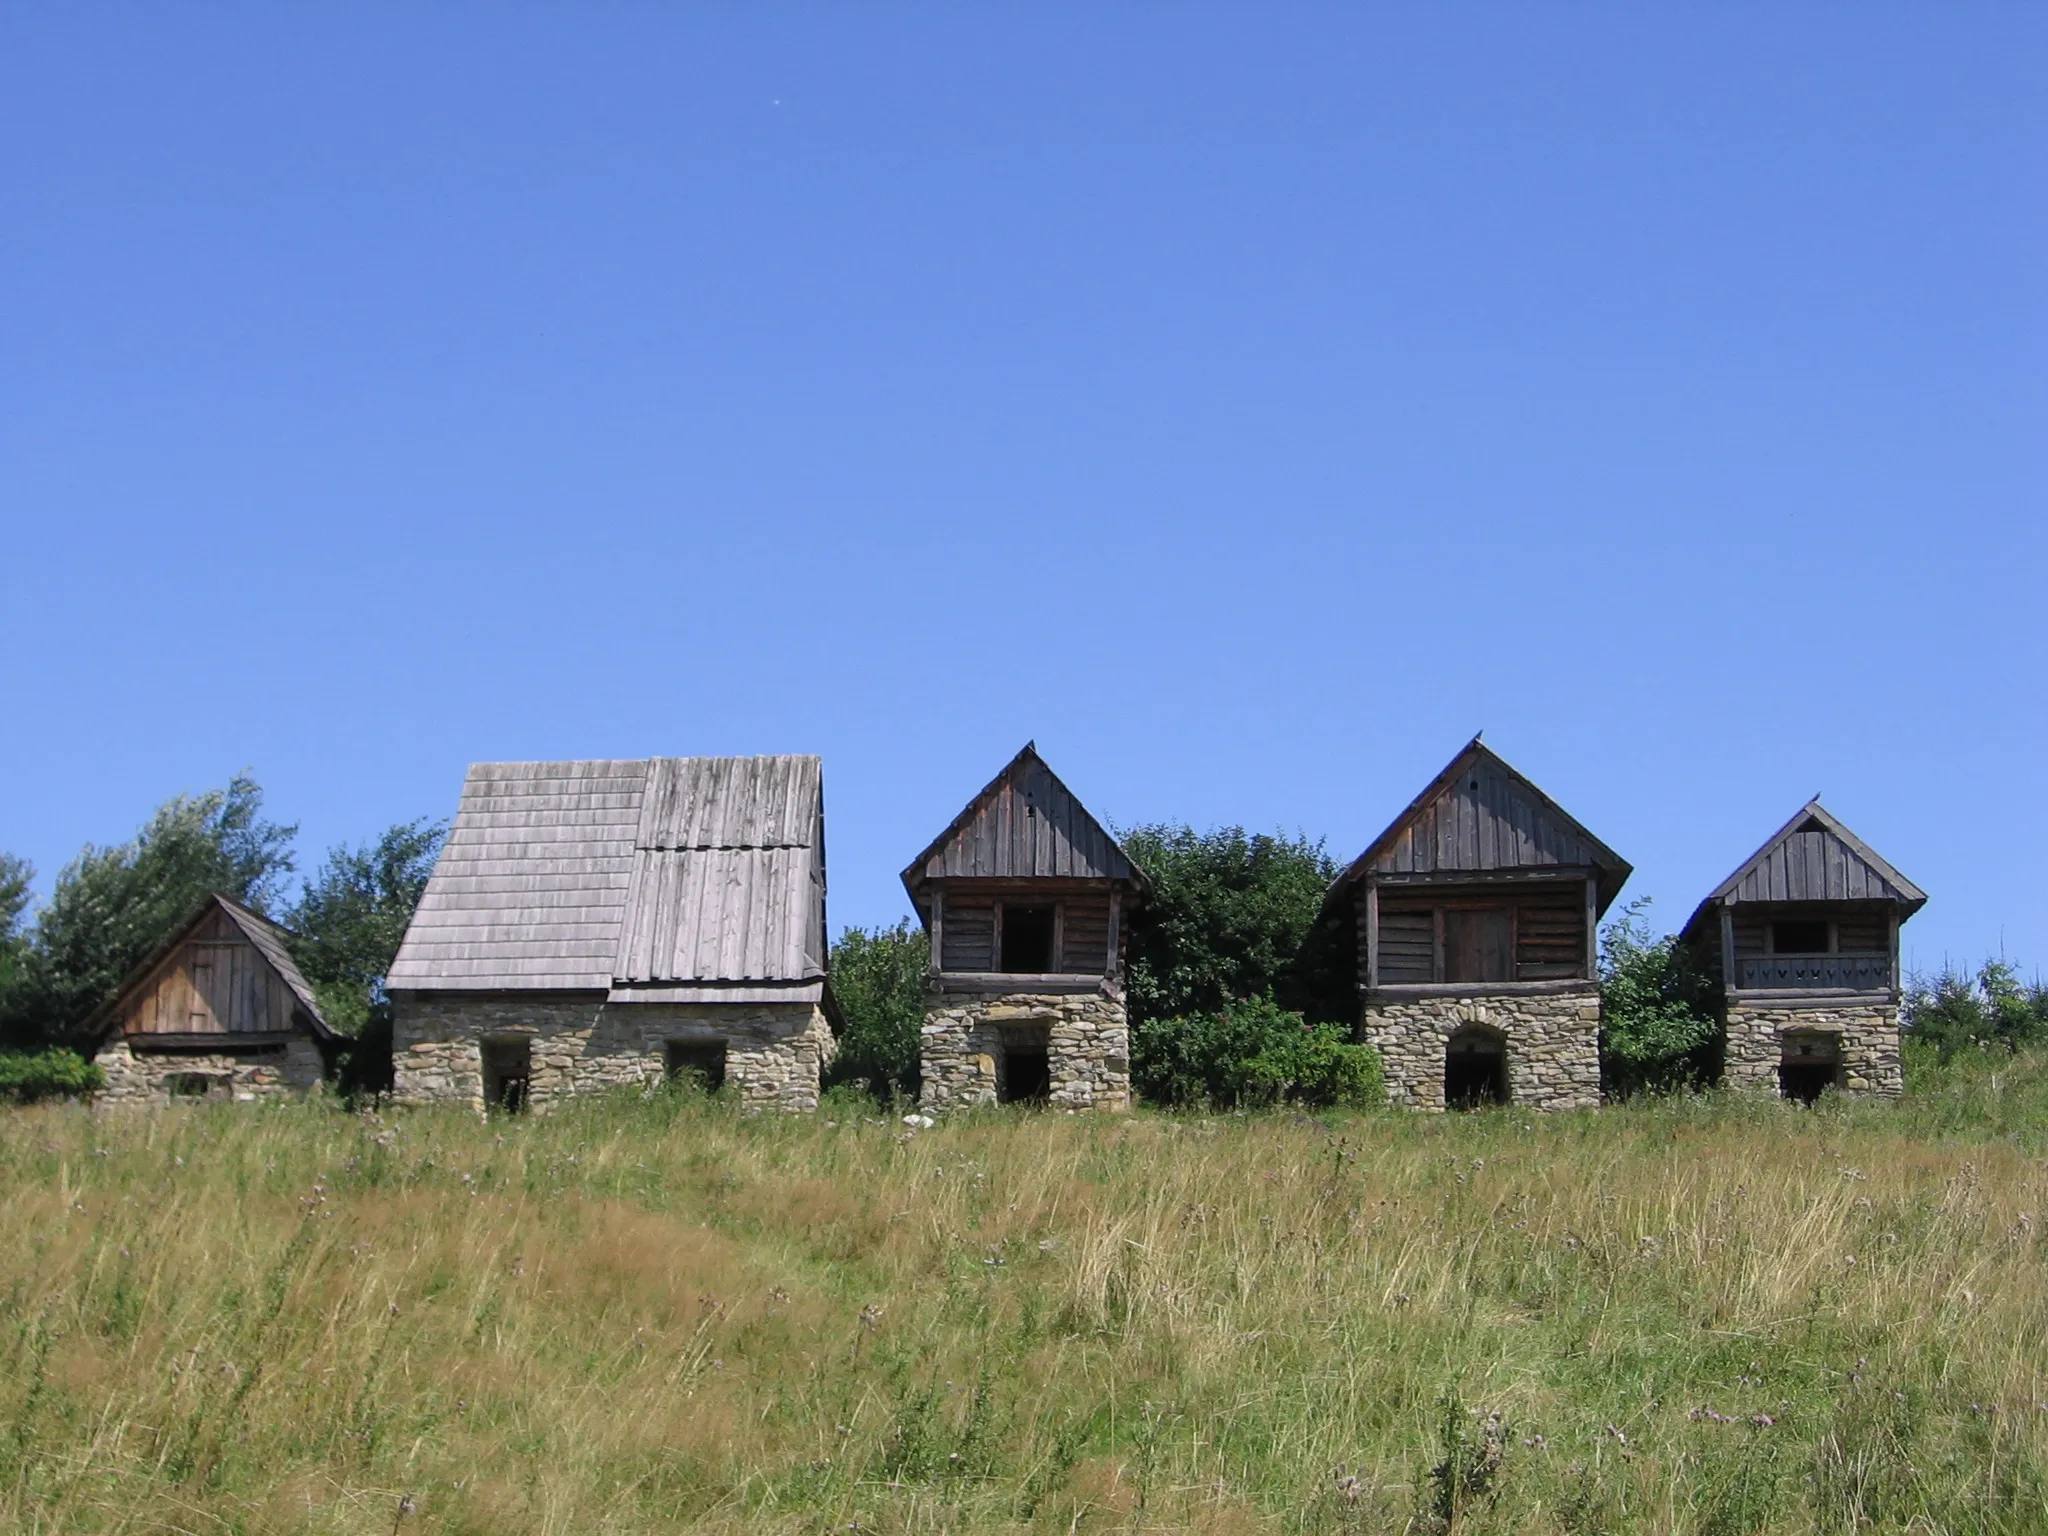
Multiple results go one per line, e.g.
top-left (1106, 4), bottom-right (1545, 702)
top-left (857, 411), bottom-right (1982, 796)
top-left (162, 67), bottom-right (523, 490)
top-left (3, 1058), bottom-right (2047, 1535)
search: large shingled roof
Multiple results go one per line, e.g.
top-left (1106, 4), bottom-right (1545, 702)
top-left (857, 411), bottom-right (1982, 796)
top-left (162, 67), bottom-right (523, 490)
top-left (388, 755), bottom-right (828, 997)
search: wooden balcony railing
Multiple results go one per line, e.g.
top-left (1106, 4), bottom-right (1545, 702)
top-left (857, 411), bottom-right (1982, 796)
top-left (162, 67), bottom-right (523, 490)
top-left (1737, 952), bottom-right (1891, 992)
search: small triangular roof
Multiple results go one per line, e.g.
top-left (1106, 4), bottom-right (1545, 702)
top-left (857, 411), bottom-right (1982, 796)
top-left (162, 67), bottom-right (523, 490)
top-left (1326, 736), bottom-right (1632, 914)
top-left (901, 742), bottom-right (1149, 907)
top-left (82, 892), bottom-right (334, 1042)
top-left (1681, 800), bottom-right (1926, 940)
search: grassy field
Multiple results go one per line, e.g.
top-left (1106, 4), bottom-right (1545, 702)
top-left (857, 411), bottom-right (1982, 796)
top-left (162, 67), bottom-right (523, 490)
top-left (3, 1055), bottom-right (2046, 1535)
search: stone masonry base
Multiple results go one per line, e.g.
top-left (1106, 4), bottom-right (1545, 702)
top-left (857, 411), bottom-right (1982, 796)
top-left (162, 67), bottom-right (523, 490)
top-left (1723, 998), bottom-right (1903, 1097)
top-left (392, 995), bottom-right (836, 1113)
top-left (1365, 988), bottom-right (1602, 1113)
top-left (920, 987), bottom-right (1130, 1112)
top-left (94, 1036), bottom-right (325, 1106)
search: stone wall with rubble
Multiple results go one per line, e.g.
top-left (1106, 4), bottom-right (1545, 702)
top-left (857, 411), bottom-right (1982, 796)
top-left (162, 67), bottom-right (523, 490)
top-left (1364, 987), bottom-right (1602, 1113)
top-left (391, 994), bottom-right (836, 1113)
top-left (1723, 997), bottom-right (1902, 1097)
top-left (920, 986), bottom-right (1130, 1112)
top-left (94, 1036), bottom-right (326, 1106)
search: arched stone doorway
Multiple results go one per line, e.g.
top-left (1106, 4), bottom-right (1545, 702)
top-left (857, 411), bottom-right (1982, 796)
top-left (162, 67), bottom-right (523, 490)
top-left (1778, 1030), bottom-right (1841, 1105)
top-left (1444, 1023), bottom-right (1508, 1109)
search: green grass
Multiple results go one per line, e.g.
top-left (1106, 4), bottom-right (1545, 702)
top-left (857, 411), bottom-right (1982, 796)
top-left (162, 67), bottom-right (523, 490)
top-left (2, 1052), bottom-right (2046, 1533)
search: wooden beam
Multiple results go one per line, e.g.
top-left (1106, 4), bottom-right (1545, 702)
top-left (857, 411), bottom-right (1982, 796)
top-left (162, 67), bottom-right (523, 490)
top-left (929, 886), bottom-right (945, 976)
top-left (1106, 889), bottom-right (1121, 979)
top-left (1051, 899), bottom-right (1066, 974)
top-left (1364, 883), bottom-right (1380, 992)
top-left (1888, 907), bottom-right (1900, 995)
top-left (1720, 904), bottom-right (1737, 996)
top-left (1583, 877), bottom-right (1599, 981)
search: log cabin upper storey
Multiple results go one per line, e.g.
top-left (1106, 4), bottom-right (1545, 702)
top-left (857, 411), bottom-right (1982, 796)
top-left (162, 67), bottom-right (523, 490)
top-left (1678, 801), bottom-right (1924, 1005)
top-left (1328, 737), bottom-right (1633, 998)
top-left (901, 743), bottom-right (1150, 993)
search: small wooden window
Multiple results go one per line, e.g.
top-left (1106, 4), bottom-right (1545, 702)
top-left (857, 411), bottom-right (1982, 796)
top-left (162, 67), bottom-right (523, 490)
top-left (664, 1040), bottom-right (727, 1093)
top-left (999, 905), bottom-right (1056, 973)
top-left (1770, 920), bottom-right (1830, 955)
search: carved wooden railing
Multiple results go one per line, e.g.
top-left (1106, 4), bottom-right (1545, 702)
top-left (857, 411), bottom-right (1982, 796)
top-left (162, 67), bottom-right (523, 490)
top-left (1737, 952), bottom-right (1891, 992)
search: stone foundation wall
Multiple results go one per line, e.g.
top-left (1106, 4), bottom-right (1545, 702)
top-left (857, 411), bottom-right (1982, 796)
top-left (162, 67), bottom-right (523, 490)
top-left (1364, 988), bottom-right (1602, 1113)
top-left (94, 1036), bottom-right (325, 1106)
top-left (1723, 998), bottom-right (1902, 1097)
top-left (392, 994), bottom-right (836, 1113)
top-left (920, 986), bottom-right (1129, 1112)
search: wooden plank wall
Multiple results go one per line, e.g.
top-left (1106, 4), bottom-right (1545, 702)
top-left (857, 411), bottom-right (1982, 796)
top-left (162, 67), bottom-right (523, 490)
top-left (123, 909), bottom-right (297, 1035)
top-left (1370, 757), bottom-right (1605, 877)
top-left (937, 887), bottom-right (1113, 974)
top-left (1731, 905), bottom-right (1895, 957)
top-left (1362, 883), bottom-right (1587, 985)
top-left (924, 759), bottom-right (1132, 884)
top-left (1729, 823), bottom-right (1908, 905)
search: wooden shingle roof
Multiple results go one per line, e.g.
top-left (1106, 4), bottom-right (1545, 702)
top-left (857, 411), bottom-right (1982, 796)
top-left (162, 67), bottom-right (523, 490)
top-left (388, 755), bottom-right (827, 994)
top-left (900, 743), bottom-right (1147, 906)
top-left (1326, 736), bottom-right (1632, 914)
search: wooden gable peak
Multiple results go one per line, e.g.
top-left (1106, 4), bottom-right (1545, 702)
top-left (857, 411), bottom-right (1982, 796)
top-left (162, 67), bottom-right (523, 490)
top-left (80, 892), bottom-right (334, 1044)
top-left (900, 742), bottom-right (1150, 903)
top-left (1326, 736), bottom-right (1632, 913)
top-left (1698, 799), bottom-right (1927, 914)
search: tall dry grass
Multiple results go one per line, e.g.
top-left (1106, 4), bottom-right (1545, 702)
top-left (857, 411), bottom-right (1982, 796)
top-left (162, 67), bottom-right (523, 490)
top-left (2, 1055), bottom-right (2045, 1534)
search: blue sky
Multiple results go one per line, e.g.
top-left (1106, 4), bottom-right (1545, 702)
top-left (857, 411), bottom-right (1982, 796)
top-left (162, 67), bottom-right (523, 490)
top-left (2, 6), bottom-right (2042, 974)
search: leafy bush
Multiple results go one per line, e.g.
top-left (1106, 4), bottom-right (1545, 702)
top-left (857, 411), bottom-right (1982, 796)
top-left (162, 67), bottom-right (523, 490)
top-left (1118, 825), bottom-right (1352, 1028)
top-left (1133, 993), bottom-right (1382, 1110)
top-left (1597, 899), bottom-right (1719, 1098)
top-left (1904, 960), bottom-right (2048, 1061)
top-left (0, 1049), bottom-right (105, 1103)
top-left (825, 920), bottom-right (929, 1104)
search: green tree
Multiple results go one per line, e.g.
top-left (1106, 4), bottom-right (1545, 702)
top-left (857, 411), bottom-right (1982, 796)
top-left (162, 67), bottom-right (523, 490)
top-left (0, 852), bottom-right (32, 1013)
top-left (1904, 959), bottom-right (2048, 1061)
top-left (286, 818), bottom-right (446, 1098)
top-left (824, 919), bottom-right (929, 1103)
top-left (1118, 824), bottom-right (1350, 1028)
top-left (1597, 898), bottom-right (1719, 1097)
top-left (1, 776), bottom-right (296, 1050)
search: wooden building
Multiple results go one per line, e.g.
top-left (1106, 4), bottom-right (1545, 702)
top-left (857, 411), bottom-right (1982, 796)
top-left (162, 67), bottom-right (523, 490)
top-left (1325, 736), bottom-right (1631, 1112)
top-left (387, 755), bottom-right (840, 1113)
top-left (87, 893), bottom-right (336, 1105)
top-left (903, 743), bottom-right (1148, 1111)
top-left (1680, 800), bottom-right (1923, 1100)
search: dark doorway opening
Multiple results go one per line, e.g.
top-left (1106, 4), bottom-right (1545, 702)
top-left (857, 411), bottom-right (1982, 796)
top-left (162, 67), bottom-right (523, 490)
top-left (1000, 905), bottom-right (1056, 973)
top-left (1779, 1032), bottom-right (1840, 1104)
top-left (1000, 1047), bottom-right (1051, 1105)
top-left (481, 1037), bottom-right (531, 1115)
top-left (665, 1039), bottom-right (727, 1093)
top-left (167, 1073), bottom-right (223, 1100)
top-left (1444, 1026), bottom-right (1508, 1109)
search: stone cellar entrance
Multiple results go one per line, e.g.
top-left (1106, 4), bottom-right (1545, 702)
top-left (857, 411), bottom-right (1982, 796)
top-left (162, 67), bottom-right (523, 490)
top-left (481, 1036), bottom-right (531, 1115)
top-left (1778, 1030), bottom-right (1841, 1105)
top-left (997, 1024), bottom-right (1052, 1105)
top-left (665, 1038), bottom-right (728, 1093)
top-left (1444, 1024), bottom-right (1508, 1109)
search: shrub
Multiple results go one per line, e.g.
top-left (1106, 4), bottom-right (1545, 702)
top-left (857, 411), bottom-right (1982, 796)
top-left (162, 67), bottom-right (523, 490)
top-left (1133, 993), bottom-right (1381, 1110)
top-left (1598, 899), bottom-right (1718, 1098)
top-left (1904, 960), bottom-right (2048, 1061)
top-left (0, 1049), bottom-right (105, 1103)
